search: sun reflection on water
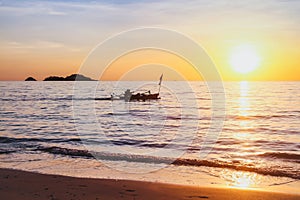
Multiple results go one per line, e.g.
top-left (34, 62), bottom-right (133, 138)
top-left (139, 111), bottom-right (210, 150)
top-left (238, 81), bottom-right (250, 117)
top-left (240, 81), bottom-right (249, 97)
top-left (234, 81), bottom-right (253, 140)
top-left (232, 172), bottom-right (255, 188)
top-left (226, 83), bottom-right (260, 189)
top-left (223, 170), bottom-right (259, 189)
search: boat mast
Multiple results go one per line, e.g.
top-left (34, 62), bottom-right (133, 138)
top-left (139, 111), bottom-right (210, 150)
top-left (158, 73), bottom-right (163, 93)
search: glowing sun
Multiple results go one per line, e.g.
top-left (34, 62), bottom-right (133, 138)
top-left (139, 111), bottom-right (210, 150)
top-left (230, 45), bottom-right (261, 74)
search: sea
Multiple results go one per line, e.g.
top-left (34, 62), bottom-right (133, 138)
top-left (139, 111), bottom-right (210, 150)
top-left (0, 81), bottom-right (299, 194)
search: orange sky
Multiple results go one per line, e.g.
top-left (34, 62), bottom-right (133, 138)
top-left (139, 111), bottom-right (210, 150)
top-left (0, 1), bottom-right (299, 81)
top-left (100, 49), bottom-right (202, 81)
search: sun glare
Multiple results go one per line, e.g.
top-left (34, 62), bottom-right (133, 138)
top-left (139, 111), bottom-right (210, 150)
top-left (224, 171), bottom-right (257, 189)
top-left (230, 45), bottom-right (261, 74)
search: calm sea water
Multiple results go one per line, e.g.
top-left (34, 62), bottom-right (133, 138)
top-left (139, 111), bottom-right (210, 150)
top-left (0, 81), bottom-right (299, 192)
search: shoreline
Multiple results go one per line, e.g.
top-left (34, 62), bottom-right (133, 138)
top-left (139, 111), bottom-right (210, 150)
top-left (1, 168), bottom-right (299, 200)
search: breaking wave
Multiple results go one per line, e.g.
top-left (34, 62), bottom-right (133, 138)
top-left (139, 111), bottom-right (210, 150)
top-left (35, 146), bottom-right (300, 180)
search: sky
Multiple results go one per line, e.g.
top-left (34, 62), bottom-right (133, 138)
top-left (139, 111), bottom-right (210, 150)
top-left (0, 0), bottom-right (299, 81)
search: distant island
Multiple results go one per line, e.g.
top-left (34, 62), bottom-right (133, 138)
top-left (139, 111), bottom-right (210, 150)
top-left (25, 74), bottom-right (96, 81)
top-left (25, 77), bottom-right (37, 81)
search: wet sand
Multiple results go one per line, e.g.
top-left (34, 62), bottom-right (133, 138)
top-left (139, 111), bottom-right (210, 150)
top-left (0, 168), bottom-right (299, 200)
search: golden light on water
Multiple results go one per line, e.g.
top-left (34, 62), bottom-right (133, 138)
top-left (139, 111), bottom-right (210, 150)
top-left (234, 82), bottom-right (253, 142)
top-left (238, 81), bottom-right (250, 118)
top-left (239, 81), bottom-right (249, 97)
top-left (230, 82), bottom-right (257, 187)
top-left (232, 172), bottom-right (255, 188)
top-left (223, 171), bottom-right (258, 189)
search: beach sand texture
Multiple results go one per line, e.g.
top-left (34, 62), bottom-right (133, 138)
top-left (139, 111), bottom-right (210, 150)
top-left (1, 168), bottom-right (299, 200)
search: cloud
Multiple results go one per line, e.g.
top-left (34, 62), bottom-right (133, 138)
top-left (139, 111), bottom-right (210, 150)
top-left (0, 1), bottom-right (68, 16)
top-left (3, 40), bottom-right (63, 50)
top-left (1, 1), bottom-right (299, 28)
top-left (0, 0), bottom-right (299, 53)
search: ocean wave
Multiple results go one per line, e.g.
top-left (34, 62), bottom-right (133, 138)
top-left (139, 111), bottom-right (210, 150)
top-left (0, 136), bottom-right (172, 149)
top-left (36, 146), bottom-right (300, 180)
top-left (0, 97), bottom-right (112, 102)
top-left (227, 114), bottom-right (298, 120)
top-left (258, 152), bottom-right (300, 160)
top-left (38, 146), bottom-right (93, 158)
top-left (0, 136), bottom-right (82, 144)
top-left (0, 149), bottom-right (17, 154)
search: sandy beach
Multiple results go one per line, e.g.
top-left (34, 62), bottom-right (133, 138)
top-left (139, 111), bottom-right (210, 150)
top-left (0, 168), bottom-right (299, 200)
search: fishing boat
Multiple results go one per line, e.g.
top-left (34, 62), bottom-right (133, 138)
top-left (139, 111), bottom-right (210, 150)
top-left (124, 90), bottom-right (160, 102)
top-left (95, 74), bottom-right (163, 102)
top-left (123, 74), bottom-right (163, 102)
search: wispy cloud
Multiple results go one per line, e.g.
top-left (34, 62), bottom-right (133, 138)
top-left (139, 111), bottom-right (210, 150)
top-left (6, 40), bottom-right (64, 49)
top-left (0, 0), bottom-right (299, 55)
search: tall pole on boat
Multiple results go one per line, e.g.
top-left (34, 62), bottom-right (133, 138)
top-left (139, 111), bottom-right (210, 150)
top-left (158, 74), bottom-right (163, 94)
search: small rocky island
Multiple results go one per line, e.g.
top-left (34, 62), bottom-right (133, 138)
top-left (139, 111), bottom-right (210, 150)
top-left (25, 74), bottom-right (95, 81)
top-left (25, 77), bottom-right (37, 81)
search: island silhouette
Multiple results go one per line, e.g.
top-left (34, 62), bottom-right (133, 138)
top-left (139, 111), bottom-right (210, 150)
top-left (25, 74), bottom-right (95, 81)
top-left (25, 77), bottom-right (37, 81)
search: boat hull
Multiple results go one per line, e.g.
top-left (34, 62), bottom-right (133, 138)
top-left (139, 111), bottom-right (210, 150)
top-left (130, 93), bottom-right (160, 101)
